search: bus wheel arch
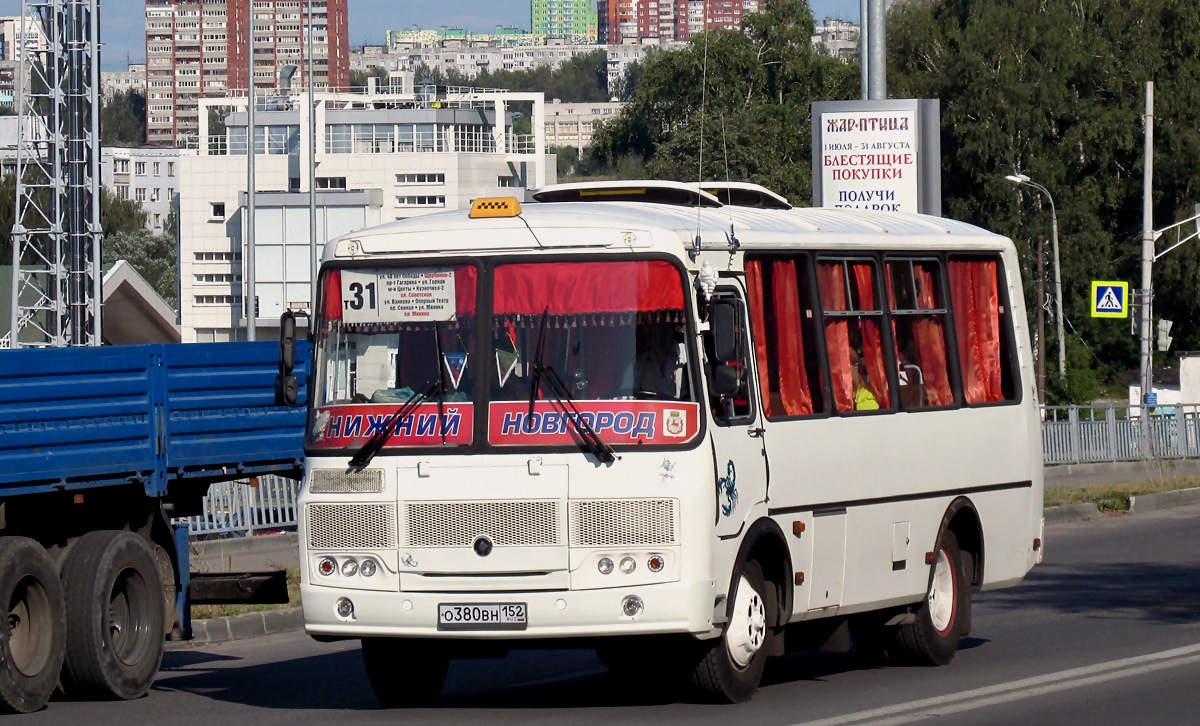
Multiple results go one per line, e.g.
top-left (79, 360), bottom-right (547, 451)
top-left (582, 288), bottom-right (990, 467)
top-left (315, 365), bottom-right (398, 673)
top-left (941, 497), bottom-right (984, 590)
top-left (725, 517), bottom-right (793, 635)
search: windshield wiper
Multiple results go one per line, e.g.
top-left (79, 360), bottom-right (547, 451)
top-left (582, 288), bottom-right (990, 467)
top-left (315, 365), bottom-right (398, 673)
top-left (526, 307), bottom-right (616, 464)
top-left (348, 378), bottom-right (441, 468)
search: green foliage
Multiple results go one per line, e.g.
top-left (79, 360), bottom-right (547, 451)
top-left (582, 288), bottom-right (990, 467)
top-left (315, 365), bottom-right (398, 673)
top-left (101, 228), bottom-right (178, 308)
top-left (349, 66), bottom-right (389, 90)
top-left (585, 0), bottom-right (858, 199)
top-left (551, 145), bottom-right (580, 177)
top-left (888, 0), bottom-right (1200, 402)
top-left (100, 186), bottom-right (148, 239)
top-left (100, 90), bottom-right (146, 147)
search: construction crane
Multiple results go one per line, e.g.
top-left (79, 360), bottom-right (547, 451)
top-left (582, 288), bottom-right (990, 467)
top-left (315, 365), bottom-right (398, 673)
top-left (9, 0), bottom-right (102, 347)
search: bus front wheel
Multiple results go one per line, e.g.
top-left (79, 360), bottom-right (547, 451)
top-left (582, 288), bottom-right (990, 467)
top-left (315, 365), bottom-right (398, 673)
top-left (892, 530), bottom-right (967, 666)
top-left (361, 637), bottom-right (448, 707)
top-left (689, 560), bottom-right (769, 703)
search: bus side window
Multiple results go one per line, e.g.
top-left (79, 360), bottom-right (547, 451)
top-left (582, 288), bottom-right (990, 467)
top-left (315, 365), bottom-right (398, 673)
top-left (704, 292), bottom-right (754, 423)
top-left (947, 255), bottom-right (1020, 404)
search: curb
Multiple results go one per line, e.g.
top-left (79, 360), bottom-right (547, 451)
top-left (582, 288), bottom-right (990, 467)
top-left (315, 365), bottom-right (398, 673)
top-left (1129, 486), bottom-right (1200, 513)
top-left (1043, 502), bottom-right (1103, 524)
top-left (170, 607), bottom-right (304, 649)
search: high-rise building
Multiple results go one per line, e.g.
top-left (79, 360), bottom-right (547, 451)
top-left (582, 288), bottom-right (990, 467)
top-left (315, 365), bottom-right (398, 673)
top-left (599, 0), bottom-right (760, 44)
top-left (145, 0), bottom-right (350, 147)
top-left (531, 0), bottom-right (597, 44)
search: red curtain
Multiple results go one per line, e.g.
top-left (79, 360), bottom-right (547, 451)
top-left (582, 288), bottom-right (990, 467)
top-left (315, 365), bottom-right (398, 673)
top-left (773, 260), bottom-right (813, 416)
top-left (745, 260), bottom-right (774, 415)
top-left (853, 264), bottom-right (889, 407)
top-left (494, 261), bottom-right (684, 315)
top-left (949, 260), bottom-right (1003, 403)
top-left (913, 265), bottom-right (953, 406)
top-left (818, 263), bottom-right (853, 412)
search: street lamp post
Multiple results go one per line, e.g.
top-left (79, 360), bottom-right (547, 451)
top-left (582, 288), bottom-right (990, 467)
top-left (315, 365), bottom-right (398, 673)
top-left (1007, 173), bottom-right (1066, 385)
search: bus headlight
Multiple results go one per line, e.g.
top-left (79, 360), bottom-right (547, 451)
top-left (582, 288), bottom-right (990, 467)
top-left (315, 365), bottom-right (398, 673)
top-left (619, 556), bottom-right (637, 575)
top-left (597, 557), bottom-right (614, 575)
top-left (359, 559), bottom-right (377, 577)
top-left (318, 557), bottom-right (337, 576)
top-left (647, 554), bottom-right (665, 573)
top-left (340, 558), bottom-right (359, 577)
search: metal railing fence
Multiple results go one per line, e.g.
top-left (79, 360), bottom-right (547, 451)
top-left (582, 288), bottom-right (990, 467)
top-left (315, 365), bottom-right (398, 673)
top-left (1041, 403), bottom-right (1200, 465)
top-left (175, 474), bottom-right (299, 539)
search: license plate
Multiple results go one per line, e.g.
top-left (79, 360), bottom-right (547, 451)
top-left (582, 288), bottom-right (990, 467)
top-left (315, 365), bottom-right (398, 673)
top-left (437, 603), bottom-right (528, 631)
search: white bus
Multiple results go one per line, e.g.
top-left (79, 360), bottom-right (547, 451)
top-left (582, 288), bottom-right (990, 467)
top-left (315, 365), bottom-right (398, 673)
top-left (293, 181), bottom-right (1044, 704)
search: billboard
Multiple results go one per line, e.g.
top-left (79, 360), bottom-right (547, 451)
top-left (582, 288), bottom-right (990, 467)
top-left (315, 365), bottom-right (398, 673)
top-left (811, 99), bottom-right (941, 216)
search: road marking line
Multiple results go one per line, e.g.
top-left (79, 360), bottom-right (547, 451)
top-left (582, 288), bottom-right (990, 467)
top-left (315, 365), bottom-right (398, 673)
top-left (791, 642), bottom-right (1200, 726)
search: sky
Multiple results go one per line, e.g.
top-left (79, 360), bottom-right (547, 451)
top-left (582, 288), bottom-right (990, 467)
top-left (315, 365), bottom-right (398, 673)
top-left (0, 0), bottom-right (861, 71)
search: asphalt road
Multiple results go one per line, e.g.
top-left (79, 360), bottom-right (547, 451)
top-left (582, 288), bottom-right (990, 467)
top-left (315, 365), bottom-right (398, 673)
top-left (25, 504), bottom-right (1200, 725)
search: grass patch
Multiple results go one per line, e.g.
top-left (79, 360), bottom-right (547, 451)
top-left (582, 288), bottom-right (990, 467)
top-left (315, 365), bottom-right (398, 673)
top-left (191, 569), bottom-right (301, 620)
top-left (1045, 477), bottom-right (1200, 512)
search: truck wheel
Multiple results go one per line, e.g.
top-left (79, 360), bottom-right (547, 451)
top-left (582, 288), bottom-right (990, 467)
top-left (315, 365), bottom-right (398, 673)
top-left (689, 560), bottom-right (769, 703)
top-left (61, 531), bottom-right (165, 700)
top-left (0, 537), bottom-right (66, 714)
top-left (361, 638), bottom-right (448, 707)
top-left (891, 530), bottom-right (967, 666)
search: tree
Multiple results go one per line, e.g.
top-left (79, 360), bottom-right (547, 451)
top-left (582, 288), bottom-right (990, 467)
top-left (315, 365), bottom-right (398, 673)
top-left (887, 0), bottom-right (1200, 400)
top-left (349, 66), bottom-right (389, 90)
top-left (587, 0), bottom-right (857, 199)
top-left (100, 90), bottom-right (146, 147)
top-left (101, 228), bottom-right (178, 308)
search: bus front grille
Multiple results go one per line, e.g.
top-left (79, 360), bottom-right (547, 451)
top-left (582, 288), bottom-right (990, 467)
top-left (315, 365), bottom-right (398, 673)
top-left (403, 500), bottom-right (561, 548)
top-left (570, 499), bottom-right (678, 547)
top-left (308, 503), bottom-right (397, 550)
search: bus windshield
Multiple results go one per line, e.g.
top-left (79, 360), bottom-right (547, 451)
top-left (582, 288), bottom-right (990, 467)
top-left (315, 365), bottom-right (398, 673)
top-left (308, 259), bottom-right (700, 452)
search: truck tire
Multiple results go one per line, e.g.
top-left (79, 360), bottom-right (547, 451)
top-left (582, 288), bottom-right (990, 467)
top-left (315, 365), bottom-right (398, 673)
top-left (61, 531), bottom-right (165, 700)
top-left (0, 537), bottom-right (66, 714)
top-left (361, 638), bottom-right (448, 707)
top-left (688, 559), bottom-right (769, 703)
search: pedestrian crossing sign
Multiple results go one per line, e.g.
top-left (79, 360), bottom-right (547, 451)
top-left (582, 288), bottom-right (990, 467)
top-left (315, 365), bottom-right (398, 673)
top-left (1091, 281), bottom-right (1129, 318)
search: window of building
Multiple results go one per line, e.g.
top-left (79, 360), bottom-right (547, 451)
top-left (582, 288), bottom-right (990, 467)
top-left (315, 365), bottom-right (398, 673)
top-left (153, 162), bottom-right (161, 175)
top-left (210, 202), bottom-right (226, 219)
top-left (136, 187), bottom-right (146, 202)
top-left (150, 188), bottom-right (161, 202)
top-left (394, 173), bottom-right (445, 184)
top-left (135, 161), bottom-right (146, 175)
top-left (395, 195), bottom-right (446, 207)
top-left (167, 162), bottom-right (175, 176)
top-left (116, 185), bottom-right (129, 200)
top-left (497, 175), bottom-right (522, 188)
top-left (317, 177), bottom-right (346, 189)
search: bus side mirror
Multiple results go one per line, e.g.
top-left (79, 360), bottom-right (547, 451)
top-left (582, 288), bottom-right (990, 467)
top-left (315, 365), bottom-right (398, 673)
top-left (277, 311), bottom-right (299, 406)
top-left (712, 300), bottom-right (743, 363)
top-left (712, 364), bottom-right (742, 397)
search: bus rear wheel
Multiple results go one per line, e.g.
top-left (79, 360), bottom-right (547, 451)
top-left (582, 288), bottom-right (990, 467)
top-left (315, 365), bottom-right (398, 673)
top-left (689, 560), bottom-right (769, 703)
top-left (0, 537), bottom-right (66, 714)
top-left (892, 530), bottom-right (967, 666)
top-left (361, 638), bottom-right (448, 707)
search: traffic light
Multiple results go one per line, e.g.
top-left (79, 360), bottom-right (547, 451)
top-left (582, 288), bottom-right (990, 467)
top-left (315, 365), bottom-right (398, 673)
top-left (1157, 318), bottom-right (1174, 352)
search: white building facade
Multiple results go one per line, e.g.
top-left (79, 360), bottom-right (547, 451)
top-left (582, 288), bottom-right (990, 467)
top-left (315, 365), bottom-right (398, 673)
top-left (100, 63), bottom-right (147, 99)
top-left (178, 87), bottom-right (554, 343)
top-left (100, 147), bottom-right (196, 234)
top-left (544, 99), bottom-right (625, 151)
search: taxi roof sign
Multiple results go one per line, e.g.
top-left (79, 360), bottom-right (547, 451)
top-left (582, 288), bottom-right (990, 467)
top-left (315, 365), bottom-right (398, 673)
top-left (469, 196), bottom-right (522, 219)
top-left (1091, 281), bottom-right (1129, 318)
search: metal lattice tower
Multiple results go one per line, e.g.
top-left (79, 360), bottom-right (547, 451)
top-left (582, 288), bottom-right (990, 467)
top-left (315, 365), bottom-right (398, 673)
top-left (10, 0), bottom-right (102, 347)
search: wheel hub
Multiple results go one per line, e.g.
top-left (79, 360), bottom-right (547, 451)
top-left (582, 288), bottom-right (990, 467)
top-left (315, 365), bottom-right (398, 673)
top-left (725, 574), bottom-right (767, 668)
top-left (928, 547), bottom-right (956, 634)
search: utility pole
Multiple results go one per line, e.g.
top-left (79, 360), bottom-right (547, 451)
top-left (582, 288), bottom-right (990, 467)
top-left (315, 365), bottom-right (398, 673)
top-left (1137, 82), bottom-right (1156, 429)
top-left (1037, 235), bottom-right (1046, 405)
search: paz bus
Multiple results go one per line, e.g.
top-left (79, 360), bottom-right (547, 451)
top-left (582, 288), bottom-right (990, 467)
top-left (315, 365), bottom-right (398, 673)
top-left (291, 180), bottom-right (1044, 704)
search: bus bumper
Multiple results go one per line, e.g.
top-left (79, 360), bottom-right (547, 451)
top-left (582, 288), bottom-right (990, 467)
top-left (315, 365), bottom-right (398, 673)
top-left (301, 579), bottom-right (715, 639)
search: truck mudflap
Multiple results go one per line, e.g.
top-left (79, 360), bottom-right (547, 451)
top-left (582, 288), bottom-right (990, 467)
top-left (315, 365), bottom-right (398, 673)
top-left (189, 570), bottom-right (291, 605)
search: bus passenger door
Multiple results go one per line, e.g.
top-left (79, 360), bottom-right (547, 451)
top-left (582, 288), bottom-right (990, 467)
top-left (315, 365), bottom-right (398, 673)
top-left (705, 286), bottom-right (768, 540)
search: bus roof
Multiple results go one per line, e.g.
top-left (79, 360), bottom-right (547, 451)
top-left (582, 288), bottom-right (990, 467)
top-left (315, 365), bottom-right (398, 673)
top-left (328, 185), bottom-right (1009, 262)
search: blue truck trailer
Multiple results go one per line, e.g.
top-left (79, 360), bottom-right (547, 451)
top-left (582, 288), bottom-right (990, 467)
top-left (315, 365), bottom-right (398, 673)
top-left (0, 340), bottom-right (308, 713)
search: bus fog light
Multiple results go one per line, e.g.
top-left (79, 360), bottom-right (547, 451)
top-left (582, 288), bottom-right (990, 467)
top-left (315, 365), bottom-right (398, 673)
top-left (622, 595), bottom-right (644, 617)
top-left (359, 559), bottom-right (377, 577)
top-left (318, 557), bottom-right (337, 576)
top-left (619, 557), bottom-right (637, 574)
top-left (336, 597), bottom-right (354, 619)
top-left (647, 554), bottom-right (665, 573)
top-left (597, 557), bottom-right (614, 575)
top-left (341, 558), bottom-right (359, 577)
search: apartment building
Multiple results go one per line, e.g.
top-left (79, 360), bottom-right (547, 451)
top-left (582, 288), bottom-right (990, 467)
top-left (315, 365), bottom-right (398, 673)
top-left (100, 147), bottom-right (197, 234)
top-left (598, 0), bottom-right (760, 44)
top-left (178, 87), bottom-right (554, 343)
top-left (531, 0), bottom-right (598, 44)
top-left (144, 0), bottom-right (350, 147)
top-left (101, 63), bottom-right (148, 99)
top-left (544, 99), bottom-right (625, 151)
top-left (0, 15), bottom-right (49, 109)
